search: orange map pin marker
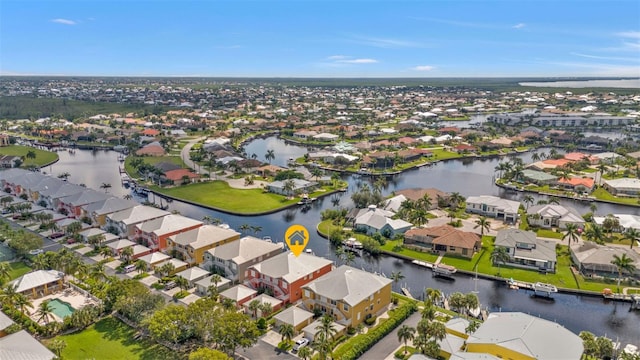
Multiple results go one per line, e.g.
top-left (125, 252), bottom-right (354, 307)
top-left (285, 224), bottom-right (309, 257)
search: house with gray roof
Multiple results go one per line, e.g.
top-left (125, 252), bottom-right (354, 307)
top-left (273, 306), bottom-right (314, 333)
top-left (219, 284), bottom-right (257, 307)
top-left (0, 330), bottom-right (55, 360)
top-left (58, 189), bottom-right (109, 217)
top-left (203, 236), bottom-right (284, 282)
top-left (521, 169), bottom-right (558, 185)
top-left (9, 270), bottom-right (64, 298)
top-left (195, 274), bottom-right (232, 296)
top-left (466, 195), bottom-right (520, 223)
top-left (267, 178), bottom-right (317, 196)
top-left (106, 205), bottom-right (169, 238)
top-left (83, 197), bottom-right (137, 227)
top-left (526, 204), bottom-right (585, 230)
top-left (465, 312), bottom-right (583, 359)
top-left (352, 205), bottom-right (413, 237)
top-left (603, 178), bottom-right (640, 197)
top-left (570, 241), bottom-right (640, 278)
top-left (494, 229), bottom-right (557, 272)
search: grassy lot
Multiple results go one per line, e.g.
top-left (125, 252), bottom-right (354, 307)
top-left (592, 188), bottom-right (640, 206)
top-left (429, 148), bottom-right (463, 161)
top-left (124, 155), bottom-right (187, 179)
top-left (536, 229), bottom-right (564, 239)
top-left (8, 261), bottom-right (31, 280)
top-left (0, 145), bottom-right (58, 167)
top-left (49, 316), bottom-right (179, 360)
top-left (154, 180), bottom-right (299, 214)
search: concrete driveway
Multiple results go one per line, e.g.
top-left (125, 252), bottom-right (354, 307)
top-left (237, 339), bottom-right (298, 360)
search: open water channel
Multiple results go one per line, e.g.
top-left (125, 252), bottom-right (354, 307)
top-left (45, 138), bottom-right (640, 345)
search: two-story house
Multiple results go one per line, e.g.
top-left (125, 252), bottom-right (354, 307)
top-left (245, 252), bottom-right (333, 304)
top-left (134, 214), bottom-right (203, 252)
top-left (82, 197), bottom-right (138, 227)
top-left (494, 229), bottom-right (557, 273)
top-left (166, 225), bottom-right (241, 266)
top-left (106, 205), bottom-right (169, 238)
top-left (302, 265), bottom-right (392, 327)
top-left (466, 195), bottom-right (520, 223)
top-left (58, 189), bottom-right (109, 218)
top-left (203, 236), bottom-right (284, 282)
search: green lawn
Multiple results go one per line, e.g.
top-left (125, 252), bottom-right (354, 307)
top-left (0, 145), bottom-right (58, 167)
top-left (536, 229), bottom-right (564, 239)
top-left (50, 316), bottom-right (179, 360)
top-left (153, 180), bottom-right (299, 214)
top-left (124, 155), bottom-right (187, 179)
top-left (8, 261), bottom-right (31, 280)
top-left (592, 188), bottom-right (640, 206)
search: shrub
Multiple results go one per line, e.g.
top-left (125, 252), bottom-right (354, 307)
top-left (256, 317), bottom-right (267, 330)
top-left (364, 316), bottom-right (377, 326)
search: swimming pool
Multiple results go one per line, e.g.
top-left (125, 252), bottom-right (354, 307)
top-left (0, 243), bottom-right (14, 262)
top-left (48, 298), bottom-right (75, 319)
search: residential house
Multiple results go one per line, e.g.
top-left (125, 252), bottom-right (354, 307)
top-left (466, 195), bottom-right (520, 223)
top-left (302, 265), bottom-right (392, 327)
top-left (9, 270), bottom-right (64, 299)
top-left (176, 267), bottom-right (211, 288)
top-left (352, 205), bottom-right (413, 237)
top-left (136, 141), bottom-right (165, 156)
top-left (38, 182), bottom-right (86, 209)
top-left (526, 204), bottom-right (585, 230)
top-left (136, 251), bottom-right (171, 271)
top-left (593, 214), bottom-right (640, 231)
top-left (0, 330), bottom-right (56, 360)
top-left (58, 189), bottom-right (110, 218)
top-left (134, 214), bottom-right (203, 252)
top-left (303, 319), bottom-right (346, 342)
top-left (0, 311), bottom-right (14, 337)
top-left (557, 176), bottom-right (595, 193)
top-left (105, 205), bottom-right (170, 238)
top-left (273, 306), bottom-right (315, 333)
top-left (203, 236), bottom-right (284, 282)
top-left (106, 238), bottom-right (136, 256)
top-left (403, 225), bottom-right (480, 258)
top-left (396, 188), bottom-right (449, 209)
top-left (494, 229), bottom-right (557, 272)
top-left (521, 169), bottom-right (558, 185)
top-left (155, 258), bottom-right (189, 275)
top-left (82, 197), bottom-right (138, 227)
top-left (245, 252), bottom-right (333, 304)
top-left (243, 293), bottom-right (283, 317)
top-left (0, 134), bottom-right (10, 146)
top-left (195, 275), bottom-right (232, 296)
top-left (166, 225), bottom-right (241, 266)
top-left (465, 312), bottom-right (583, 360)
top-left (570, 241), bottom-right (640, 278)
top-left (603, 178), bottom-right (640, 197)
top-left (0, 155), bottom-right (20, 168)
top-left (163, 168), bottom-right (199, 185)
top-left (267, 179), bottom-right (317, 196)
top-left (219, 284), bottom-right (258, 308)
top-left (292, 130), bottom-right (318, 140)
top-left (313, 133), bottom-right (339, 142)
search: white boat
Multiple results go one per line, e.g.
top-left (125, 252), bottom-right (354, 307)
top-left (533, 282), bottom-right (558, 293)
top-left (623, 344), bottom-right (639, 356)
top-left (433, 263), bottom-right (457, 276)
top-left (262, 236), bottom-right (272, 243)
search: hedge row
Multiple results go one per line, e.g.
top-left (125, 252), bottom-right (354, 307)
top-left (332, 301), bottom-right (418, 360)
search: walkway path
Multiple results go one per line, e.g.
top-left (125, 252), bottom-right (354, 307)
top-left (359, 311), bottom-right (422, 360)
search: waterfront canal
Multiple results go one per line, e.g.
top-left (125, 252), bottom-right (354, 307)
top-left (48, 139), bottom-right (640, 345)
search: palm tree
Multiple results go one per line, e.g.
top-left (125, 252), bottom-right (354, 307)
top-left (448, 192), bottom-right (465, 209)
top-left (611, 253), bottom-right (636, 292)
top-left (391, 271), bottom-right (405, 292)
top-left (397, 325), bottom-right (416, 356)
top-left (425, 288), bottom-right (442, 307)
top-left (259, 302), bottom-right (273, 317)
top-left (248, 299), bottom-right (260, 318)
top-left (283, 179), bottom-right (296, 198)
top-left (57, 172), bottom-right (71, 181)
top-left (474, 216), bottom-right (491, 237)
top-left (14, 293), bottom-right (33, 316)
top-left (32, 253), bottom-right (49, 270)
top-left (175, 276), bottom-right (189, 291)
top-left (251, 225), bottom-right (263, 236)
top-left (0, 284), bottom-right (19, 307)
top-left (624, 228), bottom-right (640, 249)
top-left (100, 183), bottom-right (112, 193)
top-left (265, 149), bottom-right (275, 164)
top-left (26, 150), bottom-right (37, 164)
top-left (584, 223), bottom-right (606, 244)
top-left (48, 339), bottom-right (66, 359)
top-left (490, 246), bottom-right (510, 276)
top-left (239, 223), bottom-right (251, 235)
top-left (99, 246), bottom-right (112, 259)
top-left (298, 346), bottom-right (313, 360)
top-left (37, 300), bottom-right (55, 324)
top-left (315, 315), bottom-right (337, 359)
top-left (562, 223), bottom-right (580, 244)
top-left (120, 246), bottom-right (134, 264)
top-left (279, 323), bottom-right (295, 343)
top-left (202, 215), bottom-right (213, 224)
top-left (135, 259), bottom-right (147, 274)
top-left (344, 251), bottom-right (355, 267)
top-left (523, 195), bottom-right (534, 210)
top-left (0, 262), bottom-right (10, 283)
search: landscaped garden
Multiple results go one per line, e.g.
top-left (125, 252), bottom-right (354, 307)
top-left (0, 145), bottom-right (58, 167)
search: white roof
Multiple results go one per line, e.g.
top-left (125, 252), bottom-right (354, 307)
top-left (220, 284), bottom-right (257, 302)
top-left (0, 311), bottom-right (15, 331)
top-left (207, 236), bottom-right (283, 265)
top-left (136, 214), bottom-right (202, 236)
top-left (137, 251), bottom-right (170, 265)
top-left (9, 270), bottom-right (63, 293)
top-left (108, 205), bottom-right (169, 226)
top-left (195, 274), bottom-right (231, 289)
top-left (527, 204), bottom-right (584, 224)
top-left (304, 265), bottom-right (392, 306)
top-left (382, 194), bottom-right (407, 213)
top-left (604, 178), bottom-right (640, 190)
top-left (157, 258), bottom-right (188, 270)
top-left (250, 293), bottom-right (282, 308)
top-left (249, 252), bottom-right (333, 283)
top-left (106, 239), bottom-right (136, 250)
top-left (466, 195), bottom-right (520, 214)
top-left (169, 225), bottom-right (240, 249)
top-left (594, 214), bottom-right (640, 230)
top-left (273, 306), bottom-right (314, 327)
top-left (303, 319), bottom-right (346, 338)
top-left (466, 312), bottom-right (583, 359)
top-left (0, 330), bottom-right (55, 360)
top-left (176, 267), bottom-right (210, 282)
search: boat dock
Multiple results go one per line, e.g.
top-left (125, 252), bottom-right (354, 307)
top-left (507, 279), bottom-right (558, 297)
top-left (411, 259), bottom-right (434, 269)
top-left (401, 287), bottom-right (415, 299)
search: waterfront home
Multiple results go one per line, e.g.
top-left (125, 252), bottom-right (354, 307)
top-left (82, 197), bottom-right (138, 227)
top-left (313, 133), bottom-right (339, 142)
top-left (0, 329), bottom-right (56, 359)
top-left (166, 225), bottom-right (241, 266)
top-left (352, 205), bottom-right (413, 237)
top-left (382, 194), bottom-right (407, 212)
top-left (465, 195), bottom-right (520, 223)
top-left (219, 284), bottom-right (257, 308)
top-left (267, 178), bottom-right (317, 197)
top-left (520, 169), bottom-right (558, 185)
top-left (593, 214), bottom-right (640, 231)
top-left (0, 155), bottom-right (20, 168)
top-left (292, 130), bottom-right (318, 140)
top-left (494, 229), bottom-right (557, 272)
top-left (526, 204), bottom-right (585, 230)
top-left (557, 176), bottom-right (595, 193)
top-left (195, 274), bottom-right (232, 296)
top-left (591, 151), bottom-right (623, 164)
top-left (563, 152), bottom-right (597, 164)
top-left (203, 236), bottom-right (284, 282)
top-left (135, 141), bottom-right (165, 156)
top-left (38, 182), bottom-right (86, 209)
top-left (162, 168), bottom-right (199, 185)
top-left (302, 265), bottom-right (392, 327)
top-left (58, 189), bottom-right (110, 218)
top-left (273, 306), bottom-right (314, 333)
top-left (9, 270), bottom-right (64, 299)
top-left (245, 252), bottom-right (333, 304)
top-left (603, 178), bottom-right (640, 197)
top-left (403, 225), bottom-right (480, 259)
top-left (134, 214), bottom-right (203, 252)
top-left (464, 312), bottom-right (583, 359)
top-left (396, 188), bottom-right (449, 209)
top-left (255, 164), bottom-right (286, 177)
top-left (106, 205), bottom-right (170, 238)
top-left (570, 241), bottom-right (640, 278)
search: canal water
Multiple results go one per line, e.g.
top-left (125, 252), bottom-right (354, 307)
top-left (48, 140), bottom-right (640, 345)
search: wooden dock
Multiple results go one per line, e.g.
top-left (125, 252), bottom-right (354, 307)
top-left (401, 288), bottom-right (415, 299)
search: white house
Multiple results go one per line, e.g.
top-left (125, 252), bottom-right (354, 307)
top-left (466, 195), bottom-right (520, 223)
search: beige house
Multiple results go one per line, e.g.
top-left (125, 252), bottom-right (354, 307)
top-left (9, 270), bottom-right (64, 299)
top-left (203, 236), bottom-right (284, 282)
top-left (302, 265), bottom-right (392, 327)
top-left (167, 225), bottom-right (240, 266)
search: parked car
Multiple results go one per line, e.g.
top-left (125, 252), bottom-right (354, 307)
top-left (292, 338), bottom-right (309, 352)
top-left (164, 281), bottom-right (177, 290)
top-left (48, 232), bottom-right (65, 239)
top-left (28, 249), bottom-right (43, 255)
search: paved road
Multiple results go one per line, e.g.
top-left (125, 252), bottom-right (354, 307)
top-left (237, 339), bottom-right (298, 360)
top-left (359, 311), bottom-right (422, 360)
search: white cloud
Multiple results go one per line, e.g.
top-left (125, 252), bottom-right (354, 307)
top-left (340, 58), bottom-right (378, 64)
top-left (327, 55), bottom-right (348, 60)
top-left (513, 23), bottom-right (526, 29)
top-left (51, 18), bottom-right (76, 25)
top-left (617, 31), bottom-right (640, 39)
top-left (412, 65), bottom-right (435, 71)
top-left (571, 52), bottom-right (639, 62)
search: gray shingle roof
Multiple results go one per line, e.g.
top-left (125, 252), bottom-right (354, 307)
top-left (304, 265), bottom-right (392, 306)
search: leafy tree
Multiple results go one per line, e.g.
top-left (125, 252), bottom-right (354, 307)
top-left (48, 339), bottom-right (67, 359)
top-left (145, 304), bottom-right (191, 345)
top-left (213, 310), bottom-right (260, 357)
top-left (188, 348), bottom-right (229, 360)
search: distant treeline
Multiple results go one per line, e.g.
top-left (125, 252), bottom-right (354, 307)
top-left (0, 96), bottom-right (166, 120)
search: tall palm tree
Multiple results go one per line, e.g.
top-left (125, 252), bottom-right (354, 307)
top-left (584, 223), bottom-right (606, 245)
top-left (391, 271), bottom-right (405, 292)
top-left (474, 216), bottom-right (491, 237)
top-left (0, 284), bottom-right (19, 307)
top-left (0, 262), bottom-right (10, 283)
top-left (100, 183), bottom-right (112, 193)
top-left (175, 276), bottom-right (189, 291)
top-left (265, 149), bottom-right (275, 164)
top-left (120, 246), bottom-right (134, 264)
top-left (562, 223), bottom-right (580, 244)
top-left (36, 300), bottom-right (55, 324)
top-left (259, 302), bottom-right (273, 317)
top-left (48, 339), bottom-right (66, 359)
top-left (99, 246), bottom-right (112, 259)
top-left (248, 300), bottom-right (260, 318)
top-left (298, 346), bottom-right (313, 360)
top-left (26, 150), bottom-right (37, 164)
top-left (624, 228), bottom-right (640, 250)
top-left (135, 259), bottom-right (147, 274)
top-left (425, 288), bottom-right (442, 307)
top-left (397, 325), bottom-right (416, 356)
top-left (239, 223), bottom-right (251, 235)
top-left (315, 315), bottom-right (337, 359)
top-left (611, 253), bottom-right (636, 292)
top-left (279, 323), bottom-right (295, 343)
top-left (523, 195), bottom-right (534, 210)
top-left (490, 246), bottom-right (510, 276)
top-left (14, 293), bottom-right (33, 315)
top-left (344, 252), bottom-right (356, 267)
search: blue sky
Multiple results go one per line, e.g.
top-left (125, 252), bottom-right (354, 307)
top-left (1, 0), bottom-right (639, 77)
